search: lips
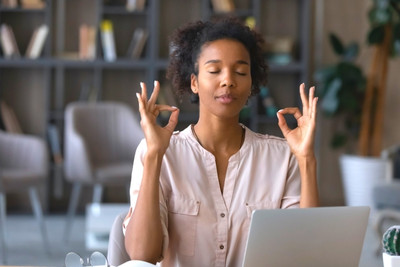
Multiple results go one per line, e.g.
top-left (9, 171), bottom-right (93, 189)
top-left (215, 94), bottom-right (235, 104)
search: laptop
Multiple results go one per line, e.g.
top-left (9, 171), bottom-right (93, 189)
top-left (242, 206), bottom-right (370, 267)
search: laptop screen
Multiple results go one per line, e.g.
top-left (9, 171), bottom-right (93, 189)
top-left (242, 206), bottom-right (370, 267)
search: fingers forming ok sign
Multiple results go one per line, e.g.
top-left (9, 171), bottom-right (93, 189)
top-left (136, 81), bottom-right (180, 155)
top-left (276, 83), bottom-right (318, 158)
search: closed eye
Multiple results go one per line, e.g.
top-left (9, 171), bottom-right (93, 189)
top-left (236, 71), bottom-right (247, 76)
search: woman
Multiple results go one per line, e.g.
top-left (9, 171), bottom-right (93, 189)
top-left (124, 18), bottom-right (319, 266)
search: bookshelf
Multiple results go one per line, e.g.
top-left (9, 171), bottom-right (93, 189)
top-left (0, 0), bottom-right (311, 210)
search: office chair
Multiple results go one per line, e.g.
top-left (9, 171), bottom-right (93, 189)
top-left (107, 212), bottom-right (130, 266)
top-left (0, 130), bottom-right (49, 264)
top-left (63, 101), bottom-right (143, 241)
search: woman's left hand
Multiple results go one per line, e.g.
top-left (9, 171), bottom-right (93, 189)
top-left (277, 83), bottom-right (318, 159)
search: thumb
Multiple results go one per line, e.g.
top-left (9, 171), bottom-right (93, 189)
top-left (277, 110), bottom-right (290, 138)
top-left (165, 108), bottom-right (179, 133)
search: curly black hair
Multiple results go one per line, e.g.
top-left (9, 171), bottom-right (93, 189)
top-left (166, 17), bottom-right (268, 101)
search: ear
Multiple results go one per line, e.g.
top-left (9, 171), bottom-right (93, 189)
top-left (191, 74), bottom-right (198, 94)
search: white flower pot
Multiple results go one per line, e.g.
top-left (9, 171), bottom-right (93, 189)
top-left (339, 154), bottom-right (391, 210)
top-left (383, 253), bottom-right (400, 267)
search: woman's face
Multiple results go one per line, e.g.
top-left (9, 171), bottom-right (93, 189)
top-left (191, 38), bottom-right (252, 120)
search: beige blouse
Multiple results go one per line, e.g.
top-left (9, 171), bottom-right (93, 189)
top-left (124, 125), bottom-right (300, 267)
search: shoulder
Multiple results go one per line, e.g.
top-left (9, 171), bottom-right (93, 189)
top-left (245, 127), bottom-right (289, 148)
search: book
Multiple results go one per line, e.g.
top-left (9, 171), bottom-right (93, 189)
top-left (211, 0), bottom-right (234, 13)
top-left (0, 24), bottom-right (20, 58)
top-left (25, 24), bottom-right (49, 59)
top-left (79, 24), bottom-right (97, 60)
top-left (1, 0), bottom-right (17, 8)
top-left (20, 0), bottom-right (45, 9)
top-left (100, 20), bottom-right (116, 62)
top-left (126, 0), bottom-right (147, 12)
top-left (0, 100), bottom-right (22, 133)
top-left (126, 28), bottom-right (148, 59)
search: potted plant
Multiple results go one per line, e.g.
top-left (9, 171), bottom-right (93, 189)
top-left (382, 225), bottom-right (400, 267)
top-left (314, 0), bottom-right (400, 208)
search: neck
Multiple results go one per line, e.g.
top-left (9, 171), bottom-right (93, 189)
top-left (192, 120), bottom-right (244, 154)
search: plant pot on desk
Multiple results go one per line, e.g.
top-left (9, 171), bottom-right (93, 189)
top-left (340, 154), bottom-right (391, 212)
top-left (383, 253), bottom-right (400, 267)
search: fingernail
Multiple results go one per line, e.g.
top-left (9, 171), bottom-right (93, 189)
top-left (154, 80), bottom-right (158, 87)
top-left (140, 82), bottom-right (144, 89)
top-left (278, 109), bottom-right (283, 113)
top-left (136, 93), bottom-right (140, 99)
top-left (171, 106), bottom-right (178, 109)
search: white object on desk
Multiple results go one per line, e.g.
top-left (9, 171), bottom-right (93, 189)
top-left (86, 203), bottom-right (130, 251)
top-left (118, 260), bottom-right (157, 267)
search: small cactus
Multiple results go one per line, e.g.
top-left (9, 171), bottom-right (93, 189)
top-left (383, 225), bottom-right (400, 256)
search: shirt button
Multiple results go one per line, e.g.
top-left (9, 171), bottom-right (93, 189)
top-left (220, 245), bottom-right (224, 250)
top-left (220, 213), bottom-right (225, 218)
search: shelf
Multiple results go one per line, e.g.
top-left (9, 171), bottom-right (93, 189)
top-left (269, 62), bottom-right (304, 73)
top-left (212, 8), bottom-right (253, 18)
top-left (0, 7), bottom-right (46, 13)
top-left (0, 58), bottom-right (53, 67)
top-left (102, 6), bottom-right (148, 15)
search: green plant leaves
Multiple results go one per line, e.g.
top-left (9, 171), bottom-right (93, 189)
top-left (368, 24), bottom-right (386, 44)
top-left (343, 42), bottom-right (359, 61)
top-left (368, 5), bottom-right (392, 25)
top-left (329, 34), bottom-right (345, 56)
top-left (321, 78), bottom-right (341, 115)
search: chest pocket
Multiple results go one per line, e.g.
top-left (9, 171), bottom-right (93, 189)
top-left (245, 200), bottom-right (280, 218)
top-left (167, 196), bottom-right (200, 256)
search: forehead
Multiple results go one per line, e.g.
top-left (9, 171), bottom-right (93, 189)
top-left (198, 39), bottom-right (250, 63)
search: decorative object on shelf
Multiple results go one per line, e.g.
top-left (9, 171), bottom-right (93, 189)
top-left (0, 23), bottom-right (20, 58)
top-left (20, 0), bottom-right (45, 9)
top-left (126, 0), bottom-right (147, 12)
top-left (263, 36), bottom-right (295, 65)
top-left (259, 86), bottom-right (278, 117)
top-left (1, 0), bottom-right (17, 8)
top-left (25, 24), bottom-right (49, 59)
top-left (126, 28), bottom-right (148, 59)
top-left (382, 225), bottom-right (400, 267)
top-left (100, 20), bottom-right (116, 62)
top-left (211, 0), bottom-right (234, 13)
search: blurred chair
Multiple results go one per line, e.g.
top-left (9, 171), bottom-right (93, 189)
top-left (0, 130), bottom-right (49, 264)
top-left (107, 212), bottom-right (130, 266)
top-left (373, 144), bottom-right (400, 254)
top-left (63, 101), bottom-right (143, 241)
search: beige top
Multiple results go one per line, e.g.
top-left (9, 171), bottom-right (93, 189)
top-left (124, 125), bottom-right (300, 267)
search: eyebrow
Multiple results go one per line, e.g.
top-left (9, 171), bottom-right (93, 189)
top-left (204, 59), bottom-right (249, 65)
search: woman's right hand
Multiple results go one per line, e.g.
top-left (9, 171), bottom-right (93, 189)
top-left (136, 81), bottom-right (180, 155)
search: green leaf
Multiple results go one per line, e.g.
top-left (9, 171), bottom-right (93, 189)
top-left (314, 66), bottom-right (336, 84)
top-left (321, 78), bottom-right (342, 115)
top-left (343, 42), bottom-right (359, 61)
top-left (368, 6), bottom-right (392, 25)
top-left (368, 25), bottom-right (386, 44)
top-left (393, 39), bottom-right (400, 56)
top-left (329, 33), bottom-right (345, 56)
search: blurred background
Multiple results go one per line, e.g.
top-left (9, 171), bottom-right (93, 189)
top-left (1, 0), bottom-right (400, 266)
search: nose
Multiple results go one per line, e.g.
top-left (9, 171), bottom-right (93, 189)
top-left (220, 71), bottom-right (236, 87)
